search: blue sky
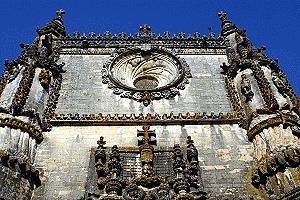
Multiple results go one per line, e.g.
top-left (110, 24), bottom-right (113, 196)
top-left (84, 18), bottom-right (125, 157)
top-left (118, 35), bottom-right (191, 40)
top-left (0, 1), bottom-right (299, 95)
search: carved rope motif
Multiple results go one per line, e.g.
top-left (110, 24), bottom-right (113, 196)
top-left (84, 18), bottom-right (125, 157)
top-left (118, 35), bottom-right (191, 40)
top-left (11, 65), bottom-right (35, 114)
top-left (42, 73), bottom-right (63, 130)
top-left (223, 75), bottom-right (248, 129)
top-left (251, 64), bottom-right (279, 111)
top-left (247, 111), bottom-right (300, 141)
top-left (0, 117), bottom-right (43, 143)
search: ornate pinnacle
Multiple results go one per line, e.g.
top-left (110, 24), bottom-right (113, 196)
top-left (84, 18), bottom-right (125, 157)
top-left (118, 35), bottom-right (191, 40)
top-left (218, 11), bottom-right (238, 37)
top-left (186, 136), bottom-right (198, 163)
top-left (137, 125), bottom-right (157, 178)
top-left (37, 9), bottom-right (66, 37)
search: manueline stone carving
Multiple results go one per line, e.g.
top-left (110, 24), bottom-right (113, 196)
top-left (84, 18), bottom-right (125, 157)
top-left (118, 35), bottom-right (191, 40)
top-left (102, 47), bottom-right (192, 106)
top-left (88, 129), bottom-right (206, 199)
top-left (251, 146), bottom-right (300, 188)
top-left (39, 69), bottom-right (51, 89)
top-left (0, 117), bottom-right (43, 143)
top-left (0, 150), bottom-right (41, 187)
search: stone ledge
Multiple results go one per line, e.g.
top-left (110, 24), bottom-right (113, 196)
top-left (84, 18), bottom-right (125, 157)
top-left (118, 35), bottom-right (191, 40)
top-left (50, 112), bottom-right (239, 126)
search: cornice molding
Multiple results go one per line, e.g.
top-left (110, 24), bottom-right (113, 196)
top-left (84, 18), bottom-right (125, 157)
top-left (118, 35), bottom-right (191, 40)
top-left (57, 47), bottom-right (227, 55)
top-left (53, 34), bottom-right (225, 50)
top-left (50, 112), bottom-right (239, 126)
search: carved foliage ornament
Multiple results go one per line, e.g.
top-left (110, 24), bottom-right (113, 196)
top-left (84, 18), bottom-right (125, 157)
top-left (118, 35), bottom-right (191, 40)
top-left (251, 146), bottom-right (300, 188)
top-left (102, 47), bottom-right (192, 106)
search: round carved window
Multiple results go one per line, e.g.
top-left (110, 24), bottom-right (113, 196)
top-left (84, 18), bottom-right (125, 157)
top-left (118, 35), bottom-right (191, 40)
top-left (102, 47), bottom-right (191, 106)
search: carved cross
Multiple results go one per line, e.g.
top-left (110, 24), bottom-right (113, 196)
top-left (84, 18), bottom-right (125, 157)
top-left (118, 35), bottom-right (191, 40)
top-left (137, 125), bottom-right (156, 146)
top-left (56, 9), bottom-right (65, 19)
top-left (218, 11), bottom-right (227, 21)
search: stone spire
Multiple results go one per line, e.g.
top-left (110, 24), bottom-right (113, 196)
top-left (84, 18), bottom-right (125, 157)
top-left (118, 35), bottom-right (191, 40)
top-left (37, 9), bottom-right (66, 37)
top-left (218, 11), bottom-right (238, 36)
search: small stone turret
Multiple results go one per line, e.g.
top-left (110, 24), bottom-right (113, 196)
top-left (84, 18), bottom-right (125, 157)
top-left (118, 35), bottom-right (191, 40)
top-left (0, 10), bottom-right (66, 199)
top-left (219, 11), bottom-right (300, 199)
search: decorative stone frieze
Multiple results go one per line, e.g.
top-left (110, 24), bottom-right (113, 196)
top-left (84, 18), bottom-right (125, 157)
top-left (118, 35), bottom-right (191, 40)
top-left (55, 30), bottom-right (223, 50)
top-left (50, 112), bottom-right (238, 126)
top-left (57, 47), bottom-right (227, 56)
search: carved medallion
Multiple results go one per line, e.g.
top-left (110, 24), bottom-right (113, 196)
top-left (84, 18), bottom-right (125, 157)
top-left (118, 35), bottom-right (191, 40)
top-left (102, 47), bottom-right (192, 106)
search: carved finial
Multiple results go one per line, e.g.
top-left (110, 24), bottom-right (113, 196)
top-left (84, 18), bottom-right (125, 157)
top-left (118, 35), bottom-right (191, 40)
top-left (56, 9), bottom-right (65, 19)
top-left (139, 24), bottom-right (151, 33)
top-left (186, 136), bottom-right (198, 163)
top-left (187, 136), bottom-right (194, 145)
top-left (97, 136), bottom-right (106, 148)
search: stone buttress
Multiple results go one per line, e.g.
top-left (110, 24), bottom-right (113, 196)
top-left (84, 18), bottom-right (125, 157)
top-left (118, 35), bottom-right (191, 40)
top-left (219, 12), bottom-right (300, 199)
top-left (0, 10), bottom-right (66, 199)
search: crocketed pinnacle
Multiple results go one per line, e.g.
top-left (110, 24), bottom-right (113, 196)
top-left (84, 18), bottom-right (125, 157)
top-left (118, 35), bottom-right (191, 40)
top-left (218, 11), bottom-right (239, 37)
top-left (37, 9), bottom-right (66, 37)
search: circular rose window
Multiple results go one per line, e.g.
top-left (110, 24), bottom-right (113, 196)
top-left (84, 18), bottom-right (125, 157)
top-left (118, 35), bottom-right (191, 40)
top-left (102, 47), bottom-right (191, 106)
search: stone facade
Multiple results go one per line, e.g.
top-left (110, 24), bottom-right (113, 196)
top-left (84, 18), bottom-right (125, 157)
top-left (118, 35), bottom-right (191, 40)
top-left (0, 10), bottom-right (299, 200)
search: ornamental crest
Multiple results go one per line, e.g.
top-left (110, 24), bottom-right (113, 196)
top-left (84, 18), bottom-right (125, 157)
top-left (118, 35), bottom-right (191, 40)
top-left (102, 47), bottom-right (192, 106)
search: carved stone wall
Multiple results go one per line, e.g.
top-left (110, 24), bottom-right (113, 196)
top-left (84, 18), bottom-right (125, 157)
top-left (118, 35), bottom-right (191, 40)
top-left (32, 124), bottom-right (254, 199)
top-left (55, 53), bottom-right (231, 115)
